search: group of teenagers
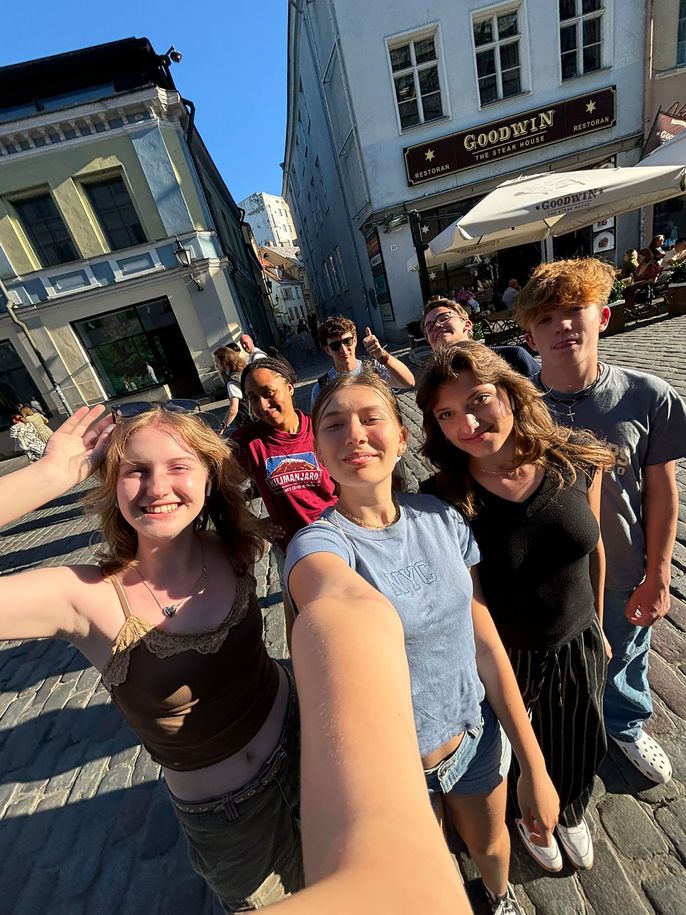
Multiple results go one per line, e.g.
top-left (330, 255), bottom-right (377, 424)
top-left (1, 257), bottom-right (684, 915)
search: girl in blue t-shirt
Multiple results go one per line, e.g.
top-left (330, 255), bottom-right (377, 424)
top-left (285, 368), bottom-right (558, 915)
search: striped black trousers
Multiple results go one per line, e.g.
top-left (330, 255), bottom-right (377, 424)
top-left (506, 618), bottom-right (608, 827)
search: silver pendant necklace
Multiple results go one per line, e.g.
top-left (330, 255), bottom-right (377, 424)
top-left (537, 364), bottom-right (603, 422)
top-left (134, 539), bottom-right (208, 617)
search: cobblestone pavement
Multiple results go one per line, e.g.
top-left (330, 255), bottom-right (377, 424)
top-left (0, 319), bottom-right (684, 914)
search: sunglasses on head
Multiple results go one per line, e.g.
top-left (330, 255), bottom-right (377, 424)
top-left (112, 399), bottom-right (222, 431)
top-left (328, 335), bottom-right (355, 352)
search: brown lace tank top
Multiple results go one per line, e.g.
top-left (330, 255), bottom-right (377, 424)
top-left (102, 572), bottom-right (279, 771)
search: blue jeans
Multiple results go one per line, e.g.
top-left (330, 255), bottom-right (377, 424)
top-left (603, 588), bottom-right (652, 742)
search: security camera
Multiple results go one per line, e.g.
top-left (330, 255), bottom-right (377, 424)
top-left (168, 47), bottom-right (183, 63)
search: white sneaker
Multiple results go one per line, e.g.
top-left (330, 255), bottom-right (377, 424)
top-left (557, 818), bottom-right (594, 869)
top-left (515, 818), bottom-right (563, 872)
top-left (611, 733), bottom-right (672, 784)
top-left (484, 883), bottom-right (524, 915)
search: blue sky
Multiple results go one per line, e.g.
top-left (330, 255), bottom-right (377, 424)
top-left (2, 0), bottom-right (289, 202)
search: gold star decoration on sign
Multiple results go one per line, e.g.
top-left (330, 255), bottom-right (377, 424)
top-left (586, 100), bottom-right (596, 114)
top-left (425, 148), bottom-right (435, 162)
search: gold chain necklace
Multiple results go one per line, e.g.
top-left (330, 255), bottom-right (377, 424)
top-left (134, 539), bottom-right (208, 618)
top-left (472, 463), bottom-right (528, 478)
top-left (335, 497), bottom-right (401, 529)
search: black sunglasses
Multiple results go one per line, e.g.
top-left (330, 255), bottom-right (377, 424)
top-left (112, 399), bottom-right (222, 431)
top-left (328, 335), bottom-right (355, 352)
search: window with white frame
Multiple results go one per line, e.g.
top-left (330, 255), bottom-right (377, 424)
top-left (678, 0), bottom-right (686, 67)
top-left (388, 30), bottom-right (444, 130)
top-left (473, 7), bottom-right (522, 106)
top-left (322, 260), bottom-right (334, 297)
top-left (559, 0), bottom-right (604, 81)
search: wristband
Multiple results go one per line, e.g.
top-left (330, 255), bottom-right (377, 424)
top-left (377, 350), bottom-right (390, 366)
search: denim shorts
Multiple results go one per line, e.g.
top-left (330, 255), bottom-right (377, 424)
top-left (423, 701), bottom-right (512, 797)
top-left (169, 664), bottom-right (303, 912)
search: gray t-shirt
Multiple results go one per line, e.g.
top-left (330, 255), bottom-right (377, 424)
top-left (285, 491), bottom-right (484, 756)
top-left (539, 364), bottom-right (686, 591)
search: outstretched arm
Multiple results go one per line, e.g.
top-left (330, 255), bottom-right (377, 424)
top-left (276, 552), bottom-right (468, 914)
top-left (0, 405), bottom-right (113, 528)
top-left (470, 567), bottom-right (559, 847)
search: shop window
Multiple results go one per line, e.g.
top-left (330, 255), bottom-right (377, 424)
top-left (388, 29), bottom-right (445, 130)
top-left (73, 300), bottom-right (174, 397)
top-left (84, 177), bottom-right (146, 251)
top-left (559, 0), bottom-right (604, 81)
top-left (473, 7), bottom-right (522, 105)
top-left (13, 193), bottom-right (78, 267)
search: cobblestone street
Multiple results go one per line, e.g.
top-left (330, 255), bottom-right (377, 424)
top-left (0, 318), bottom-right (684, 914)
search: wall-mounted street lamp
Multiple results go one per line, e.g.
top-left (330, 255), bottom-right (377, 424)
top-left (173, 237), bottom-right (205, 290)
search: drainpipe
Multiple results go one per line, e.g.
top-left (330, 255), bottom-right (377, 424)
top-left (0, 279), bottom-right (73, 415)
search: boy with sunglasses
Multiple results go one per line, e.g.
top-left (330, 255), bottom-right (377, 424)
top-left (310, 316), bottom-right (414, 410)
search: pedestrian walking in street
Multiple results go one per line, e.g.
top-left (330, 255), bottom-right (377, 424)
top-left (0, 405), bottom-right (303, 912)
top-left (9, 413), bottom-right (46, 461)
top-left (232, 358), bottom-right (336, 644)
top-left (421, 296), bottom-right (539, 378)
top-left (417, 342), bottom-right (614, 871)
top-left (286, 368), bottom-right (559, 915)
top-left (309, 315), bottom-right (415, 410)
top-left (212, 346), bottom-right (251, 431)
top-left (19, 404), bottom-right (53, 444)
top-left (515, 257), bottom-right (686, 786)
top-left (239, 333), bottom-right (268, 364)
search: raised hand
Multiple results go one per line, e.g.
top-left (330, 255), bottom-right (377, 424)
top-left (363, 326), bottom-right (386, 362)
top-left (40, 405), bottom-right (115, 488)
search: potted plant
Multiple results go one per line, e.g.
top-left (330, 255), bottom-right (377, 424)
top-left (602, 278), bottom-right (626, 336)
top-left (665, 263), bottom-right (686, 316)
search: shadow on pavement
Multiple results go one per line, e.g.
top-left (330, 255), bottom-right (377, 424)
top-left (0, 639), bottom-right (88, 692)
top-left (0, 506), bottom-right (86, 538)
top-left (0, 782), bottom-right (218, 915)
top-left (0, 531), bottom-right (101, 573)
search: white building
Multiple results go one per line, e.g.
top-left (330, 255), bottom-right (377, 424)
top-left (238, 191), bottom-right (299, 248)
top-left (284, 0), bottom-right (647, 341)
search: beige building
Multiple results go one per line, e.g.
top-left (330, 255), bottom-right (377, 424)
top-left (0, 38), bottom-right (274, 454)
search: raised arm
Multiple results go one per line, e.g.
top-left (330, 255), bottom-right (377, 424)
top-left (278, 551), bottom-right (468, 914)
top-left (0, 405), bottom-right (112, 528)
top-left (0, 405), bottom-right (113, 644)
top-left (470, 567), bottom-right (559, 846)
top-left (362, 327), bottom-right (415, 389)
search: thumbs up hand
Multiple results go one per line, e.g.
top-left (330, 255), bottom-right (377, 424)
top-left (363, 327), bottom-right (387, 363)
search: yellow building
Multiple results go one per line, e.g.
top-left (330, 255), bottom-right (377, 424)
top-left (0, 38), bottom-right (274, 443)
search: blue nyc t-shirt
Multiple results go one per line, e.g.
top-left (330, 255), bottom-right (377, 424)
top-left (285, 492), bottom-right (483, 756)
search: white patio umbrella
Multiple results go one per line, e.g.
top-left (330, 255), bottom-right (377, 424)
top-left (407, 221), bottom-right (551, 273)
top-left (449, 166), bottom-right (686, 244)
top-left (638, 132), bottom-right (686, 167)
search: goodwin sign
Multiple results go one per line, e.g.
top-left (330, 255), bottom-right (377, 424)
top-left (404, 86), bottom-right (616, 186)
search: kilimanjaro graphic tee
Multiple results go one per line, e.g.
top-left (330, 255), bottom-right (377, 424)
top-left (232, 410), bottom-right (337, 549)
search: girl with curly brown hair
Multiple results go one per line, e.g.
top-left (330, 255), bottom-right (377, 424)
top-left (0, 405), bottom-right (303, 912)
top-left (417, 341), bottom-right (614, 874)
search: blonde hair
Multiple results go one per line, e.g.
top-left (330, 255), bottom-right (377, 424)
top-left (416, 342), bottom-right (614, 519)
top-left (513, 257), bottom-right (614, 331)
top-left (83, 409), bottom-right (264, 575)
top-left (213, 346), bottom-right (245, 375)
